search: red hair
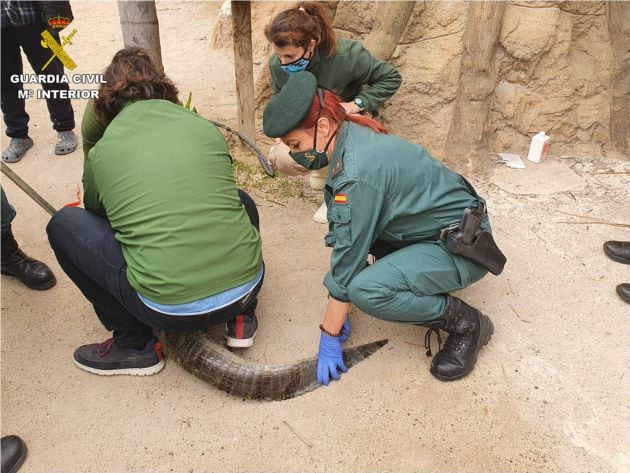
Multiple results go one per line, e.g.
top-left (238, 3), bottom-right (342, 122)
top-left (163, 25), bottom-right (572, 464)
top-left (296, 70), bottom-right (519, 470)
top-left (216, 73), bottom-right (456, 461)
top-left (297, 89), bottom-right (388, 134)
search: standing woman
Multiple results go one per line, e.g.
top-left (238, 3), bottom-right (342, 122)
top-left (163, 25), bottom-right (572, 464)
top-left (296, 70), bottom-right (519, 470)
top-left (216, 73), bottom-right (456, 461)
top-left (263, 72), bottom-right (505, 385)
top-left (265, 2), bottom-right (401, 223)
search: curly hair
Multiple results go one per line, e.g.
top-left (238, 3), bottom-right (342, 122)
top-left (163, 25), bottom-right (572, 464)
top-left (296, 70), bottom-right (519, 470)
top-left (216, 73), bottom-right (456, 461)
top-left (94, 48), bottom-right (179, 124)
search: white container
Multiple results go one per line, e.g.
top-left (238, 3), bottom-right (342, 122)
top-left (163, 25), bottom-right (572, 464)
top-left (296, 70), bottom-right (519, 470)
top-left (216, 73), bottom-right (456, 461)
top-left (527, 131), bottom-right (551, 163)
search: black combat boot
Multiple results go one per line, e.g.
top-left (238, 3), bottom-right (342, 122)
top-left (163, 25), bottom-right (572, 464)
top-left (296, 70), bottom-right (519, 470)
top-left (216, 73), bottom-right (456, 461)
top-left (428, 295), bottom-right (493, 381)
top-left (1, 229), bottom-right (56, 290)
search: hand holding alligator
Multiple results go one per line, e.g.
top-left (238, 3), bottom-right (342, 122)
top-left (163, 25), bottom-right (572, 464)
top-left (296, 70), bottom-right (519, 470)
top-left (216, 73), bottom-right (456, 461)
top-left (317, 331), bottom-right (347, 385)
top-left (339, 314), bottom-right (351, 343)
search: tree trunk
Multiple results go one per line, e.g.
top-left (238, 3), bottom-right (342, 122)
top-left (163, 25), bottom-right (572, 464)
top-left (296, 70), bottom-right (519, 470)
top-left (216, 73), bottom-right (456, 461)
top-left (231, 1), bottom-right (256, 143)
top-left (608, 2), bottom-right (630, 156)
top-left (444, 2), bottom-right (506, 170)
top-left (362, 1), bottom-right (414, 61)
top-left (117, 1), bottom-right (163, 71)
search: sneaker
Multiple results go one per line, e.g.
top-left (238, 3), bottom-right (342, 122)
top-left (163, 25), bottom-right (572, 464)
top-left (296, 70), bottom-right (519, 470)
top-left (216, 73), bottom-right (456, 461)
top-left (55, 130), bottom-right (77, 155)
top-left (313, 202), bottom-right (328, 224)
top-left (2, 137), bottom-right (33, 163)
top-left (226, 313), bottom-right (258, 348)
top-left (73, 338), bottom-right (164, 376)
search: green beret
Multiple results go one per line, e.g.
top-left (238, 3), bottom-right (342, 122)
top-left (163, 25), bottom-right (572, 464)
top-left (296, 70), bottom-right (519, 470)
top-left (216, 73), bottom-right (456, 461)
top-left (263, 71), bottom-right (317, 137)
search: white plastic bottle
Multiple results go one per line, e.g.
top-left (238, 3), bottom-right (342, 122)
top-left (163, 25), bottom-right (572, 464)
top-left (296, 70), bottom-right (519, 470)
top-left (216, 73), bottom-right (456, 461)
top-left (527, 131), bottom-right (551, 163)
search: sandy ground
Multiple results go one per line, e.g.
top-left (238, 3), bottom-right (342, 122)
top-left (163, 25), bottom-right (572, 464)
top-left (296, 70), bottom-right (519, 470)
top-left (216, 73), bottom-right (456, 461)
top-left (1, 2), bottom-right (630, 472)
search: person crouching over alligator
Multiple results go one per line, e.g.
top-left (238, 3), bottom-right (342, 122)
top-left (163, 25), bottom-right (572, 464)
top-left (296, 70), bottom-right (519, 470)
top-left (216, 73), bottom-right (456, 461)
top-left (46, 48), bottom-right (264, 376)
top-left (263, 72), bottom-right (506, 385)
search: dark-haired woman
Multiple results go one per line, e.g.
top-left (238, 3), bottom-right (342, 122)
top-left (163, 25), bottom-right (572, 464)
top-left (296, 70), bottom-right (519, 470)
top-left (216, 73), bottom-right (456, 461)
top-left (47, 48), bottom-right (264, 376)
top-left (265, 2), bottom-right (402, 223)
top-left (263, 72), bottom-right (501, 386)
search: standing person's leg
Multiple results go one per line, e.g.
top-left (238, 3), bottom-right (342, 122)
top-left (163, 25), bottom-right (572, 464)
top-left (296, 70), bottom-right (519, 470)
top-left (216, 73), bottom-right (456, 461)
top-left (1, 187), bottom-right (56, 289)
top-left (1, 26), bottom-right (33, 163)
top-left (18, 24), bottom-right (76, 155)
top-left (347, 241), bottom-right (493, 381)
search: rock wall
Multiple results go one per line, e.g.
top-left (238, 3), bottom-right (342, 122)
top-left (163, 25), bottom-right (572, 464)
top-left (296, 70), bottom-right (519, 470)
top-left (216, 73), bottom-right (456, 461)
top-left (217, 1), bottom-right (628, 160)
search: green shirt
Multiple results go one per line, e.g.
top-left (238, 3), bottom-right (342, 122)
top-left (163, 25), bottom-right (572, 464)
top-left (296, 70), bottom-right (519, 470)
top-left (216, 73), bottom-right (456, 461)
top-left (82, 99), bottom-right (263, 304)
top-left (81, 99), bottom-right (107, 158)
top-left (269, 38), bottom-right (401, 113)
top-left (323, 122), bottom-right (489, 302)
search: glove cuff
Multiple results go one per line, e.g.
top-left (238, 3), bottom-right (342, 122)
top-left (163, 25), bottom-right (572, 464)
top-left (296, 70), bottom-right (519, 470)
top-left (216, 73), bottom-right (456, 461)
top-left (319, 324), bottom-right (341, 338)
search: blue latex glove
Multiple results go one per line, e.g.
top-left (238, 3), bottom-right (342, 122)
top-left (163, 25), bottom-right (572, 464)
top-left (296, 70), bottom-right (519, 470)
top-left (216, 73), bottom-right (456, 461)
top-left (339, 315), bottom-right (351, 343)
top-left (317, 332), bottom-right (348, 385)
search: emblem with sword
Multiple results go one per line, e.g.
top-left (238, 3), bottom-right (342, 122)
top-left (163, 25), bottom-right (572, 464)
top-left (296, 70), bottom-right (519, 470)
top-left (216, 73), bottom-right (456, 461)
top-left (40, 28), bottom-right (78, 71)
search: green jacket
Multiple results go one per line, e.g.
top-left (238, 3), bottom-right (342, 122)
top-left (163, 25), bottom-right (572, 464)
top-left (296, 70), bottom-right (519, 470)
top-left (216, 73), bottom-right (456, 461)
top-left (269, 38), bottom-right (401, 113)
top-left (82, 99), bottom-right (263, 304)
top-left (323, 122), bottom-right (490, 302)
top-left (81, 99), bottom-right (106, 158)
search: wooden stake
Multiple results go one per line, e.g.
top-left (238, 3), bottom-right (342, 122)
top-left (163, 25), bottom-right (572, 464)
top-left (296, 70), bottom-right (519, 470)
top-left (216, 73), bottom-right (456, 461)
top-left (231, 1), bottom-right (256, 144)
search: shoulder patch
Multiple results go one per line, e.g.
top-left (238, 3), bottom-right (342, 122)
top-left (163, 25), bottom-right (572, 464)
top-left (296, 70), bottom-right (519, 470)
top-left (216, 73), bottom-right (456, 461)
top-left (331, 155), bottom-right (344, 178)
top-left (333, 193), bottom-right (347, 204)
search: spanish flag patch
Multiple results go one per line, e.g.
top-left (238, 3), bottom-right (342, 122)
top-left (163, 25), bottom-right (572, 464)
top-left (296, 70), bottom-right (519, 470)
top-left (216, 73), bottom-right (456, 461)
top-left (334, 193), bottom-right (347, 204)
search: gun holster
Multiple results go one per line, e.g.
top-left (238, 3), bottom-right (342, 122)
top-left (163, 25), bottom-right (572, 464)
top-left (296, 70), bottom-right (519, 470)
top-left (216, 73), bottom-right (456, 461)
top-left (441, 203), bottom-right (507, 276)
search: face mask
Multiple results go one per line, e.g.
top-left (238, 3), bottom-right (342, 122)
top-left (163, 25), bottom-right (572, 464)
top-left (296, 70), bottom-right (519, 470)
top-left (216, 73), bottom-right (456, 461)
top-left (289, 89), bottom-right (338, 170)
top-left (280, 49), bottom-right (311, 75)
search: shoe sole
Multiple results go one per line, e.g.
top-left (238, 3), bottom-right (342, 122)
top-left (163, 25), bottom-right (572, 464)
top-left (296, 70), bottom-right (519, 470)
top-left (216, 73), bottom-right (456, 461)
top-left (54, 145), bottom-right (77, 155)
top-left (73, 358), bottom-right (165, 376)
top-left (431, 315), bottom-right (494, 382)
top-left (226, 332), bottom-right (256, 348)
top-left (605, 253), bottom-right (630, 265)
top-left (1, 271), bottom-right (57, 290)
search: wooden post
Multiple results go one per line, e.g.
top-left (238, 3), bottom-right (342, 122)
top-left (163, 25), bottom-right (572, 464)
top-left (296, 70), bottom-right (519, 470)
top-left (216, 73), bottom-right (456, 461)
top-left (231, 1), bottom-right (256, 143)
top-left (444, 2), bottom-right (505, 169)
top-left (363, 1), bottom-right (414, 61)
top-left (608, 2), bottom-right (630, 156)
top-left (117, 1), bottom-right (163, 71)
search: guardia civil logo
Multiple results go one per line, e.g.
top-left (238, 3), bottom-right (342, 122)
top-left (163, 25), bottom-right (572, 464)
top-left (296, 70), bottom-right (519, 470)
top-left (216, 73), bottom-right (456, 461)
top-left (40, 15), bottom-right (78, 71)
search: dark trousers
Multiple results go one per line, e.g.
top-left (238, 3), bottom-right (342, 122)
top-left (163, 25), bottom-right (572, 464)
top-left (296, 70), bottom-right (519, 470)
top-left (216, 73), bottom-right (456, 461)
top-left (1, 187), bottom-right (16, 236)
top-left (1, 24), bottom-right (75, 138)
top-left (46, 189), bottom-right (263, 349)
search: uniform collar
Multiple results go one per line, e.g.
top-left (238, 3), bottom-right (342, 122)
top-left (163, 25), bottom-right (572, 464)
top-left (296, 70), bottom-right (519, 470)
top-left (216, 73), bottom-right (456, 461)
top-left (327, 121), bottom-right (349, 180)
top-left (307, 47), bottom-right (321, 71)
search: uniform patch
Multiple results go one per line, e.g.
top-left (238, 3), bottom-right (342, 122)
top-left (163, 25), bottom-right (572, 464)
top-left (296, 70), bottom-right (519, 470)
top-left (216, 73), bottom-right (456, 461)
top-left (330, 155), bottom-right (344, 178)
top-left (334, 194), bottom-right (347, 204)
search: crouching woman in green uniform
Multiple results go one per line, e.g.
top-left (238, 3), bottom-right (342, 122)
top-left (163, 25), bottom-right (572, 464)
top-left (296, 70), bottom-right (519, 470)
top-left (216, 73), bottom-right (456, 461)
top-left (263, 72), bottom-right (503, 385)
top-left (46, 48), bottom-right (264, 376)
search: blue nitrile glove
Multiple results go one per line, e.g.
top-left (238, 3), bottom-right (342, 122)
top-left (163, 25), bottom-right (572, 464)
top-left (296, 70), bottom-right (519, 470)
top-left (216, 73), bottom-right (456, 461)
top-left (317, 332), bottom-right (348, 385)
top-left (339, 315), bottom-right (351, 343)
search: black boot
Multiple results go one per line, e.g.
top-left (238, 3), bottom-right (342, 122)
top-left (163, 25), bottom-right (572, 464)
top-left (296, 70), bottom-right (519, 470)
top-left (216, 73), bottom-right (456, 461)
top-left (1, 435), bottom-right (27, 473)
top-left (427, 295), bottom-right (493, 381)
top-left (617, 284), bottom-right (630, 304)
top-left (1, 229), bottom-right (56, 290)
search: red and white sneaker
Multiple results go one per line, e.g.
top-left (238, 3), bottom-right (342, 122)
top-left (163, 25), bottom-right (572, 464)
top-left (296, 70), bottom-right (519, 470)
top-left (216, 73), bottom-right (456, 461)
top-left (226, 312), bottom-right (258, 348)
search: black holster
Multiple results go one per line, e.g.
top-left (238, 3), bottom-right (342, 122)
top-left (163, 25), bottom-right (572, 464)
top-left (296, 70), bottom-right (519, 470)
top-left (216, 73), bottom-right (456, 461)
top-left (441, 202), bottom-right (506, 276)
top-left (445, 230), bottom-right (506, 275)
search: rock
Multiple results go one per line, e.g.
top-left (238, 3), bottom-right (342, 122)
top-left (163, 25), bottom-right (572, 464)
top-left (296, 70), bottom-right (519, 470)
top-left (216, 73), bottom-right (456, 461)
top-left (500, 5), bottom-right (560, 61)
top-left (558, 1), bottom-right (606, 16)
top-left (491, 158), bottom-right (587, 195)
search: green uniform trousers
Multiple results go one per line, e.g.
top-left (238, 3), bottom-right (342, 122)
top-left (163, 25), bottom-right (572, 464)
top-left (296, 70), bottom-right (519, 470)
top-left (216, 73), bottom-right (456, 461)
top-left (348, 241), bottom-right (487, 324)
